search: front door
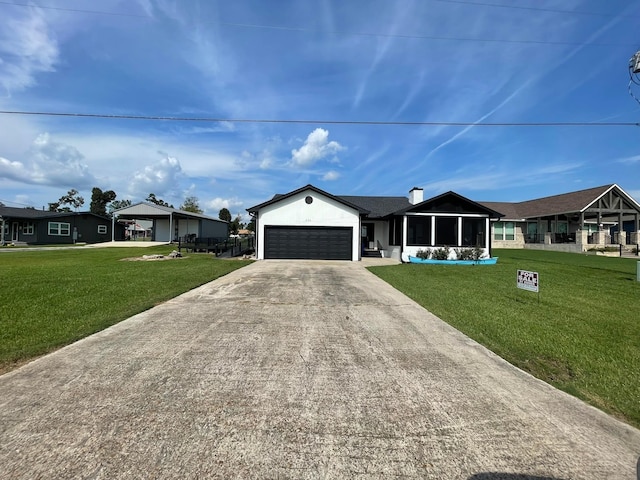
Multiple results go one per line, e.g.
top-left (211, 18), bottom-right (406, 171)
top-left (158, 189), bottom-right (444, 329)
top-left (12, 222), bottom-right (18, 242)
top-left (361, 223), bottom-right (375, 249)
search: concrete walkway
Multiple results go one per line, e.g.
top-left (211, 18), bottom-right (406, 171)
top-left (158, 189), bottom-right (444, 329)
top-left (1, 261), bottom-right (639, 479)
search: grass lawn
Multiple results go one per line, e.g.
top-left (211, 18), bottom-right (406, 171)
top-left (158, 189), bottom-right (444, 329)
top-left (369, 249), bottom-right (640, 428)
top-left (0, 246), bottom-right (251, 373)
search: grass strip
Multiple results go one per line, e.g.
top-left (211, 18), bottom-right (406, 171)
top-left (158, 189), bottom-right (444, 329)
top-left (0, 246), bottom-right (251, 373)
top-left (368, 249), bottom-right (640, 428)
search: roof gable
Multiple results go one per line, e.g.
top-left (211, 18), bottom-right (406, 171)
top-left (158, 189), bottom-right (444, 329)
top-left (247, 185), bottom-right (370, 214)
top-left (398, 191), bottom-right (504, 217)
top-left (113, 202), bottom-right (224, 222)
top-left (479, 184), bottom-right (640, 219)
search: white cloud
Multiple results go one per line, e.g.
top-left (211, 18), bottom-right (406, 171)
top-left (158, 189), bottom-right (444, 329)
top-left (291, 128), bottom-right (344, 167)
top-left (617, 154), bottom-right (640, 164)
top-left (0, 133), bottom-right (94, 187)
top-left (322, 170), bottom-right (340, 181)
top-left (0, 157), bottom-right (30, 182)
top-left (205, 197), bottom-right (243, 214)
top-left (128, 154), bottom-right (184, 196)
top-left (0, 8), bottom-right (58, 94)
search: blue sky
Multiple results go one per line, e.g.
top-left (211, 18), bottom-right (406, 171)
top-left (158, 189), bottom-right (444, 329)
top-left (1, 0), bottom-right (640, 220)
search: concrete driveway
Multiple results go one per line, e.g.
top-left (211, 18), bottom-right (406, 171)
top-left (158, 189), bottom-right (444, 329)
top-left (1, 260), bottom-right (639, 479)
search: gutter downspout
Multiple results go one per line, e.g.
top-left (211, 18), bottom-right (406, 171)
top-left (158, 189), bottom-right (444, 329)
top-left (111, 214), bottom-right (116, 242)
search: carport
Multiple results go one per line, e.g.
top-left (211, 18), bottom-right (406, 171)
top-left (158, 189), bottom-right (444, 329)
top-left (111, 203), bottom-right (228, 242)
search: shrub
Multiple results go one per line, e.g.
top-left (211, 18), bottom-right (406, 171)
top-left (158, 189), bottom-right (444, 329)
top-left (416, 249), bottom-right (431, 260)
top-left (431, 246), bottom-right (450, 260)
top-left (472, 246), bottom-right (485, 261)
top-left (454, 247), bottom-right (474, 260)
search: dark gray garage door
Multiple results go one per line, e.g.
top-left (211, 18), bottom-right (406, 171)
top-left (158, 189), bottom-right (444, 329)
top-left (264, 226), bottom-right (353, 260)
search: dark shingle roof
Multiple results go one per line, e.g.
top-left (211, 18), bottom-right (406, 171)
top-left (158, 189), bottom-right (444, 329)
top-left (338, 196), bottom-right (411, 218)
top-left (478, 202), bottom-right (523, 220)
top-left (0, 206), bottom-right (63, 219)
top-left (479, 184), bottom-right (615, 219)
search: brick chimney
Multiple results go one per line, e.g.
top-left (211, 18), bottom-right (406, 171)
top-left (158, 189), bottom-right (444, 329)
top-left (409, 187), bottom-right (423, 205)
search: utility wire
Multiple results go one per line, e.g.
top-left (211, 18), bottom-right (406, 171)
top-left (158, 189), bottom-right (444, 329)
top-left (432, 0), bottom-right (640, 19)
top-left (0, 110), bottom-right (638, 127)
top-left (0, 0), bottom-right (149, 17)
top-left (2, 0), bottom-right (637, 21)
top-left (0, 1), bottom-right (636, 47)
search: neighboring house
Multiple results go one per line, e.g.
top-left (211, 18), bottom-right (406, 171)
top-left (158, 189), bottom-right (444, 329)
top-left (246, 185), bottom-right (503, 262)
top-left (0, 206), bottom-right (123, 245)
top-left (480, 184), bottom-right (640, 252)
top-left (112, 202), bottom-right (228, 242)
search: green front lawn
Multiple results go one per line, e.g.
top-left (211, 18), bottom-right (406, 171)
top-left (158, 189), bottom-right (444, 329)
top-left (369, 249), bottom-right (640, 427)
top-left (0, 247), bottom-right (251, 373)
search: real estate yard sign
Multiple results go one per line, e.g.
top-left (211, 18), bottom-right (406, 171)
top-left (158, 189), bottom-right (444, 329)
top-left (517, 270), bottom-right (539, 293)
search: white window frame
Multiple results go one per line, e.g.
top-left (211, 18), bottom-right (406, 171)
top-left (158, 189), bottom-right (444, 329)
top-left (23, 222), bottom-right (34, 235)
top-left (494, 221), bottom-right (515, 241)
top-left (97, 225), bottom-right (108, 234)
top-left (48, 222), bottom-right (71, 236)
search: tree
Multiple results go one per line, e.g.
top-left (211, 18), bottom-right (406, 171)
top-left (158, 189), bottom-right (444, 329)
top-left (246, 216), bottom-right (256, 232)
top-left (180, 196), bottom-right (203, 214)
top-left (109, 199), bottom-right (132, 213)
top-left (229, 215), bottom-right (242, 235)
top-left (90, 187), bottom-right (116, 217)
top-left (218, 208), bottom-right (232, 223)
top-left (50, 189), bottom-right (84, 212)
top-left (146, 193), bottom-right (173, 208)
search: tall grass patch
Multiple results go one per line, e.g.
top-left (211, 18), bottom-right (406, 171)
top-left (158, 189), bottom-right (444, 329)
top-left (369, 249), bottom-right (640, 427)
top-left (0, 247), bottom-right (250, 372)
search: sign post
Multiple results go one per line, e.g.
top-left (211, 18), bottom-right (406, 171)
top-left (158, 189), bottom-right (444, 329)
top-left (517, 269), bottom-right (539, 302)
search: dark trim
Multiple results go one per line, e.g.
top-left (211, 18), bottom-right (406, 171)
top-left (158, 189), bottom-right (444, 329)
top-left (394, 191), bottom-right (504, 218)
top-left (247, 184), bottom-right (370, 214)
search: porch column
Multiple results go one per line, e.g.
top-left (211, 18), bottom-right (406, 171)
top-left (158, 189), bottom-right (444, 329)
top-left (430, 216), bottom-right (435, 246)
top-left (618, 212), bottom-right (625, 245)
top-left (402, 215), bottom-right (407, 250)
top-left (457, 217), bottom-right (462, 246)
top-left (169, 214), bottom-right (173, 243)
top-left (111, 215), bottom-right (116, 242)
top-left (485, 218), bottom-right (490, 253)
top-left (0, 216), bottom-right (4, 246)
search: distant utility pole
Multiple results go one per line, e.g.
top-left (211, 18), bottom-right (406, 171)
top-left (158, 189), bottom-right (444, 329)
top-left (629, 50), bottom-right (640, 107)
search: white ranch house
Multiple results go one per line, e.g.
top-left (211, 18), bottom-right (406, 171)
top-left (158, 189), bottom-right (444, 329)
top-left (247, 184), bottom-right (640, 262)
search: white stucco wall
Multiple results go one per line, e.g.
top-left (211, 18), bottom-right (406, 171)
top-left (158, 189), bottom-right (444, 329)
top-left (257, 190), bottom-right (361, 261)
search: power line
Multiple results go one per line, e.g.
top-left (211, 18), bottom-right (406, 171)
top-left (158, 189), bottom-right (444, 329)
top-left (0, 198), bottom-right (38, 208)
top-left (3, 0), bottom-right (637, 21)
top-left (0, 110), bottom-right (638, 127)
top-left (432, 0), bottom-right (640, 19)
top-left (0, 1), bottom-right (635, 47)
top-left (0, 0), bottom-right (149, 18)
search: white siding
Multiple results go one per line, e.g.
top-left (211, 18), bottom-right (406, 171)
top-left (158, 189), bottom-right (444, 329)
top-left (257, 190), bottom-right (360, 261)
